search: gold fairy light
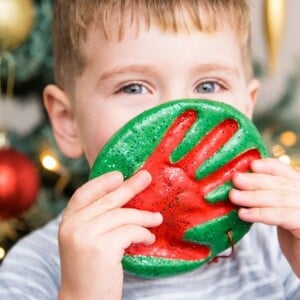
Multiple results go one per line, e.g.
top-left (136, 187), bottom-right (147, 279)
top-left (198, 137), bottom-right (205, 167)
top-left (0, 247), bottom-right (5, 260)
top-left (280, 131), bottom-right (298, 147)
top-left (270, 130), bottom-right (300, 169)
top-left (40, 151), bottom-right (60, 172)
top-left (39, 150), bottom-right (71, 193)
top-left (278, 154), bottom-right (291, 165)
top-left (272, 144), bottom-right (285, 157)
top-left (0, 130), bottom-right (9, 148)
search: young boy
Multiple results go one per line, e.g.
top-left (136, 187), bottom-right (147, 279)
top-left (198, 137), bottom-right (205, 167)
top-left (0, 0), bottom-right (300, 299)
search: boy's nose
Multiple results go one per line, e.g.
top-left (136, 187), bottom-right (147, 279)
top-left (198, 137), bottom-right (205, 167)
top-left (159, 85), bottom-right (192, 104)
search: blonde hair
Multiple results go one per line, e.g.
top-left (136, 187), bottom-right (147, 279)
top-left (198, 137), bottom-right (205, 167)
top-left (53, 0), bottom-right (252, 94)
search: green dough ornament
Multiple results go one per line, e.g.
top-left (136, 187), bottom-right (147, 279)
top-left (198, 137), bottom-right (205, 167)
top-left (89, 99), bottom-right (268, 278)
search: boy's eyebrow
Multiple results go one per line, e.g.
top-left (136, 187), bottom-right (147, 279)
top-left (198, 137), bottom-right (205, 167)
top-left (98, 63), bottom-right (240, 81)
top-left (98, 65), bottom-right (156, 81)
top-left (192, 64), bottom-right (240, 77)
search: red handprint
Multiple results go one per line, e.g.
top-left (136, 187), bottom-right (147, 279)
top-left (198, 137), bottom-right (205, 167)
top-left (124, 110), bottom-right (261, 261)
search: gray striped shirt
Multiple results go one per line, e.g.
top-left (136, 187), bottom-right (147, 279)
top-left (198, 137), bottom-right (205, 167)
top-left (0, 216), bottom-right (299, 299)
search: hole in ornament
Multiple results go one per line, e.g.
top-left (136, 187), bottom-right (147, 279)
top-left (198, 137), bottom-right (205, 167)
top-left (209, 230), bottom-right (235, 264)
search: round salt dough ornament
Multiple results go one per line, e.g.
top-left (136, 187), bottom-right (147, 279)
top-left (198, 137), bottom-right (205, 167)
top-left (89, 99), bottom-right (268, 278)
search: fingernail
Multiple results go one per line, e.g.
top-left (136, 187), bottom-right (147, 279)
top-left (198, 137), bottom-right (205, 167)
top-left (251, 159), bottom-right (262, 170)
top-left (230, 188), bottom-right (239, 198)
top-left (154, 212), bottom-right (163, 223)
top-left (108, 171), bottom-right (124, 183)
top-left (234, 172), bottom-right (244, 180)
top-left (150, 233), bottom-right (156, 243)
top-left (136, 170), bottom-right (152, 185)
top-left (239, 208), bottom-right (249, 216)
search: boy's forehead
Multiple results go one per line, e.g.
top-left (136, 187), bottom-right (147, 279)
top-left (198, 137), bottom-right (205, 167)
top-left (83, 20), bottom-right (242, 77)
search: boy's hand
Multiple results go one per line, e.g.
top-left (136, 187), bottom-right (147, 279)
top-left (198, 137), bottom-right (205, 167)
top-left (230, 158), bottom-right (300, 277)
top-left (57, 170), bottom-right (163, 300)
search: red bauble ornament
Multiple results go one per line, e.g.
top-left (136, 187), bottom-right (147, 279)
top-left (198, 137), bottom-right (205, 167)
top-left (0, 148), bottom-right (40, 219)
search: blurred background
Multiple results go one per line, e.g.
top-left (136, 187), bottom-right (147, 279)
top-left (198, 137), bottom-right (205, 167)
top-left (0, 0), bottom-right (299, 262)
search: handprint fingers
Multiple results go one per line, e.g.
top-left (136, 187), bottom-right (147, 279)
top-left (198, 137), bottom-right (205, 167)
top-left (202, 149), bottom-right (261, 193)
top-left (179, 119), bottom-right (238, 177)
top-left (153, 110), bottom-right (198, 162)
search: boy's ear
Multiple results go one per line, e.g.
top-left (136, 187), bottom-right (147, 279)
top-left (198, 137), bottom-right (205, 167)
top-left (245, 78), bottom-right (260, 118)
top-left (43, 84), bottom-right (84, 158)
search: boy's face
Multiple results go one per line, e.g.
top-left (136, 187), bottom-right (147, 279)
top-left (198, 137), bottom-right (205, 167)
top-left (44, 22), bottom-right (259, 166)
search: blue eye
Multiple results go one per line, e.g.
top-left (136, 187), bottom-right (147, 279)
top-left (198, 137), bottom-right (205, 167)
top-left (121, 84), bottom-right (147, 94)
top-left (195, 82), bottom-right (221, 93)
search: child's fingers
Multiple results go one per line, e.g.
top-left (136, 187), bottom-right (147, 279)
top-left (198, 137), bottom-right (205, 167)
top-left (95, 170), bottom-right (152, 212)
top-left (64, 171), bottom-right (124, 216)
top-left (233, 172), bottom-right (281, 191)
top-left (80, 208), bottom-right (163, 238)
top-left (59, 209), bottom-right (162, 253)
top-left (64, 170), bottom-right (152, 221)
top-left (230, 188), bottom-right (300, 208)
top-left (60, 224), bottom-right (157, 266)
top-left (81, 225), bottom-right (156, 264)
top-left (232, 171), bottom-right (300, 193)
top-left (251, 158), bottom-right (300, 179)
top-left (238, 207), bottom-right (300, 233)
top-left (103, 225), bottom-right (157, 252)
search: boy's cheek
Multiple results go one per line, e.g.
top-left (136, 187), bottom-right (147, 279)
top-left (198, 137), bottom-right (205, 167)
top-left (80, 132), bottom-right (109, 167)
top-left (78, 121), bottom-right (122, 166)
top-left (79, 106), bottom-right (151, 166)
top-left (85, 141), bottom-right (108, 167)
